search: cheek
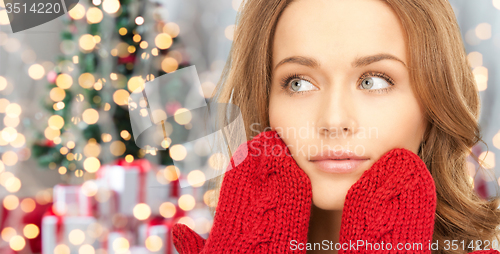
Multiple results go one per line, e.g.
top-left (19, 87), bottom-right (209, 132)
top-left (269, 96), bottom-right (309, 134)
top-left (363, 99), bottom-right (425, 153)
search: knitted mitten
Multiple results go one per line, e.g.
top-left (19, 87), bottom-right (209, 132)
top-left (338, 148), bottom-right (437, 253)
top-left (172, 131), bottom-right (500, 254)
top-left (338, 148), bottom-right (500, 254)
top-left (172, 130), bottom-right (313, 253)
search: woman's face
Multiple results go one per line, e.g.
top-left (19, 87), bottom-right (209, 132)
top-left (269, 0), bottom-right (427, 210)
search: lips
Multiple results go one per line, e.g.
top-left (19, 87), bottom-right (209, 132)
top-left (308, 149), bottom-right (369, 161)
top-left (309, 149), bottom-right (369, 174)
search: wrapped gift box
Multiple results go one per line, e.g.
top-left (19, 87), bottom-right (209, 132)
top-left (41, 215), bottom-right (100, 254)
top-left (96, 159), bottom-right (173, 217)
top-left (52, 184), bottom-right (93, 217)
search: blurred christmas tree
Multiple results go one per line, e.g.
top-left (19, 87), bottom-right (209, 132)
top-left (31, 0), bottom-right (190, 177)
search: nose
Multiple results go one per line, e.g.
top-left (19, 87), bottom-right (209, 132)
top-left (316, 81), bottom-right (359, 138)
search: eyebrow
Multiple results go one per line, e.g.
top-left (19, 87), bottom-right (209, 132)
top-left (273, 53), bottom-right (407, 71)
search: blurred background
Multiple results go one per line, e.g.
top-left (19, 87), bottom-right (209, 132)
top-left (0, 0), bottom-right (497, 253)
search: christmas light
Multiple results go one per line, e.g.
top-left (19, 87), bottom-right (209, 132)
top-left (58, 167), bottom-right (67, 174)
top-left (159, 202), bottom-right (176, 218)
top-left (56, 73), bottom-right (73, 89)
top-left (79, 245), bottom-right (95, 254)
top-left (169, 144), bottom-right (187, 161)
top-left (79, 73), bottom-right (95, 89)
top-left (0, 10), bottom-right (10, 25)
top-left (112, 237), bottom-right (129, 253)
top-left (79, 34), bottom-right (97, 51)
top-left (110, 141), bottom-right (126, 156)
top-left (2, 127), bottom-right (18, 142)
top-left (1, 227), bottom-right (16, 241)
top-left (54, 244), bottom-right (70, 254)
top-left (5, 103), bottom-right (21, 117)
top-left (163, 165), bottom-right (179, 181)
top-left (178, 194), bottom-right (195, 211)
top-left (9, 235), bottom-right (26, 251)
top-left (225, 24), bottom-right (235, 40)
top-left (82, 108), bottom-right (99, 124)
top-left (113, 89), bottom-right (130, 106)
top-left (102, 0), bottom-right (120, 14)
top-left (135, 16), bottom-right (144, 25)
top-left (120, 130), bottom-right (131, 140)
top-left (83, 157), bottom-right (100, 173)
top-left (493, 131), bottom-right (500, 149)
top-left (2, 151), bottom-right (18, 166)
top-left (475, 23), bottom-right (491, 40)
top-left (49, 87), bottom-right (66, 102)
top-left (3, 195), bottom-right (19, 210)
top-left (48, 115), bottom-right (65, 130)
top-left (161, 57), bottom-right (178, 73)
top-left (173, 108), bottom-right (191, 125)
top-left (20, 198), bottom-right (36, 213)
top-left (133, 34), bottom-right (141, 42)
top-left (68, 4), bottom-right (85, 19)
top-left (5, 177), bottom-right (21, 193)
top-left (44, 127), bottom-right (61, 141)
top-left (155, 33), bottom-right (172, 49)
top-left (187, 170), bottom-right (205, 187)
top-left (125, 154), bottom-right (133, 162)
top-left (208, 153), bottom-right (229, 171)
top-left (478, 151), bottom-right (495, 169)
top-left (83, 141), bottom-right (101, 157)
top-left (23, 224), bottom-right (39, 239)
top-left (68, 229), bottom-right (85, 245)
top-left (0, 76), bottom-right (6, 90)
top-left (163, 22), bottom-right (180, 38)
top-left (127, 76), bottom-right (144, 93)
top-left (203, 189), bottom-right (217, 207)
top-left (0, 98), bottom-right (9, 113)
top-left (101, 133), bottom-right (112, 142)
top-left (67, 141), bottom-right (76, 149)
top-left (118, 27), bottom-right (128, 36)
top-left (0, 172), bottom-right (15, 186)
top-left (133, 203), bottom-right (151, 220)
top-left (145, 235), bottom-right (162, 252)
top-left (86, 7), bottom-right (103, 24)
top-left (177, 216), bottom-right (195, 230)
top-left (10, 133), bottom-right (25, 148)
top-left (467, 51), bottom-right (483, 68)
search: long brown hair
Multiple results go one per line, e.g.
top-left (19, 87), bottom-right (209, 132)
top-left (205, 0), bottom-right (500, 253)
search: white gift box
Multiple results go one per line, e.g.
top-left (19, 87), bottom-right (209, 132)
top-left (53, 184), bottom-right (93, 217)
top-left (41, 216), bottom-right (100, 254)
top-left (107, 231), bottom-right (134, 254)
top-left (129, 246), bottom-right (154, 254)
top-left (97, 163), bottom-right (172, 217)
top-left (137, 221), bottom-right (178, 254)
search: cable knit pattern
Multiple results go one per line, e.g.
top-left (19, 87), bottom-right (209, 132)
top-left (338, 148), bottom-right (436, 253)
top-left (172, 130), bottom-right (500, 254)
top-left (173, 130), bottom-right (313, 253)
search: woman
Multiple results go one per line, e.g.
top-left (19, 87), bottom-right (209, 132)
top-left (173, 0), bottom-right (500, 253)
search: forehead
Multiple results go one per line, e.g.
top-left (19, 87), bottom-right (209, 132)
top-left (273, 0), bottom-right (407, 70)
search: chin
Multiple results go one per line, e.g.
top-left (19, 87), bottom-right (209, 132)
top-left (311, 188), bottom-right (346, 211)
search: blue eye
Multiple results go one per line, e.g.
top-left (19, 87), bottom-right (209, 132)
top-left (280, 73), bottom-right (318, 95)
top-left (358, 72), bottom-right (395, 91)
top-left (360, 76), bottom-right (389, 89)
top-left (279, 71), bottom-right (395, 96)
top-left (289, 79), bottom-right (316, 92)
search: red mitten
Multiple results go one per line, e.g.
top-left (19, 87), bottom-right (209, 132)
top-left (470, 250), bottom-right (500, 254)
top-left (172, 131), bottom-right (500, 254)
top-left (338, 148), bottom-right (437, 253)
top-left (338, 148), bottom-right (500, 254)
top-left (172, 130), bottom-right (313, 253)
